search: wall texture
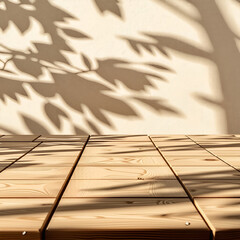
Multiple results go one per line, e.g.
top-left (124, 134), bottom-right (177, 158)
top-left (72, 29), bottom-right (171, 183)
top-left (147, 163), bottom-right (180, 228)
top-left (0, 0), bottom-right (240, 134)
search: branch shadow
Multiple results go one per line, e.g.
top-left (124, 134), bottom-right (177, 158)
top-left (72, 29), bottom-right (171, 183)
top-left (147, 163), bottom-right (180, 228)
top-left (122, 0), bottom-right (240, 133)
top-left (0, 0), bottom-right (180, 134)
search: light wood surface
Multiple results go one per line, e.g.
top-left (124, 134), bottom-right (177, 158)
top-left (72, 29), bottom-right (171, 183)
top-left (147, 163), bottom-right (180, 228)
top-left (182, 180), bottom-right (240, 197)
top-left (173, 166), bottom-right (240, 180)
top-left (163, 156), bottom-right (228, 166)
top-left (78, 156), bottom-right (167, 166)
top-left (0, 198), bottom-right (54, 240)
top-left (152, 141), bottom-right (195, 147)
top-left (0, 180), bottom-right (65, 197)
top-left (89, 135), bottom-right (150, 141)
top-left (195, 141), bottom-right (240, 146)
top-left (36, 142), bottom-right (85, 148)
top-left (86, 141), bottom-right (154, 147)
top-left (0, 166), bottom-right (72, 179)
top-left (150, 135), bottom-right (190, 142)
top-left (83, 146), bottom-right (159, 156)
top-left (0, 143), bottom-right (39, 162)
top-left (1, 134), bottom-right (240, 239)
top-left (188, 135), bottom-right (237, 141)
top-left (0, 142), bottom-right (38, 148)
top-left (161, 150), bottom-right (213, 157)
top-left (15, 157), bottom-right (77, 167)
top-left (63, 180), bottom-right (187, 197)
top-left (216, 156), bottom-right (240, 167)
top-left (195, 198), bottom-right (240, 240)
top-left (0, 135), bottom-right (40, 142)
top-left (71, 166), bottom-right (175, 180)
top-left (35, 135), bottom-right (88, 142)
top-left (14, 143), bottom-right (83, 167)
top-left (46, 198), bottom-right (210, 240)
top-left (209, 151), bottom-right (240, 156)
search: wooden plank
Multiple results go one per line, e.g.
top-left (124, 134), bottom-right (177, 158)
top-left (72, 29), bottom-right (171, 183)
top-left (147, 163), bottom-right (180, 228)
top-left (0, 143), bottom-right (39, 161)
top-left (0, 142), bottom-right (38, 149)
top-left (205, 147), bottom-right (240, 152)
top-left (195, 198), bottom-right (240, 240)
top-left (163, 156), bottom-right (228, 166)
top-left (0, 143), bottom-right (39, 172)
top-left (86, 142), bottom-right (154, 147)
top-left (63, 180), bottom-right (187, 197)
top-left (46, 198), bottom-right (210, 240)
top-left (150, 135), bottom-right (190, 142)
top-left (83, 146), bottom-right (159, 156)
top-left (0, 180), bottom-right (65, 197)
top-left (0, 135), bottom-right (40, 142)
top-left (72, 166), bottom-right (175, 180)
top-left (0, 139), bottom-right (86, 238)
top-left (182, 180), bottom-right (240, 197)
top-left (208, 151), bottom-right (240, 157)
top-left (150, 135), bottom-right (187, 139)
top-left (161, 150), bottom-right (213, 157)
top-left (173, 166), bottom-right (240, 180)
top-left (0, 198), bottom-right (55, 240)
top-left (14, 157), bottom-right (77, 167)
top-left (14, 143), bottom-right (83, 167)
top-left (77, 156), bottom-right (167, 166)
top-left (216, 156), bottom-right (240, 167)
top-left (35, 135), bottom-right (88, 142)
top-left (90, 135), bottom-right (150, 142)
top-left (188, 135), bottom-right (237, 142)
top-left (198, 142), bottom-right (240, 148)
top-left (26, 143), bottom-right (84, 157)
top-left (153, 142), bottom-right (198, 148)
top-left (35, 142), bottom-right (85, 149)
top-left (0, 166), bottom-right (72, 179)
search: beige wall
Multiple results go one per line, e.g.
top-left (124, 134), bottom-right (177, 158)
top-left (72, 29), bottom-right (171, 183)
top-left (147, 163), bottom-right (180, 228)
top-left (0, 0), bottom-right (240, 134)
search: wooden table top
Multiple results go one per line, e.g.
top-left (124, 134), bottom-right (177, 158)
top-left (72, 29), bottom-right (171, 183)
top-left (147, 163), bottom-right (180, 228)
top-left (0, 134), bottom-right (239, 240)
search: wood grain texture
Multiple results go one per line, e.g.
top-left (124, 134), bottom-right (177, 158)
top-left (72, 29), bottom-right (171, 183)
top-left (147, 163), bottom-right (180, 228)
top-left (195, 198), bottom-right (240, 240)
top-left (72, 166), bottom-right (175, 180)
top-left (196, 141), bottom-right (240, 146)
top-left (0, 198), bottom-right (54, 240)
top-left (15, 144), bottom-right (83, 167)
top-left (173, 166), bottom-right (240, 180)
top-left (0, 135), bottom-right (40, 142)
top-left (0, 142), bottom-right (38, 149)
top-left (77, 156), bottom-right (167, 166)
top-left (15, 157), bottom-right (77, 167)
top-left (217, 156), bottom-right (240, 167)
top-left (89, 135), bottom-right (150, 142)
top-left (188, 135), bottom-right (237, 142)
top-left (161, 150), bottom-right (213, 157)
top-left (150, 135), bottom-right (190, 142)
top-left (0, 143), bottom-right (39, 163)
top-left (0, 166), bottom-right (72, 179)
top-left (152, 142), bottom-right (196, 147)
top-left (83, 146), bottom-right (159, 156)
top-left (86, 142), bottom-right (154, 147)
top-left (46, 198), bottom-right (209, 240)
top-left (0, 180), bottom-right (65, 197)
top-left (36, 142), bottom-right (85, 148)
top-left (182, 180), bottom-right (240, 197)
top-left (35, 135), bottom-right (88, 142)
top-left (63, 180), bottom-right (187, 197)
top-left (208, 151), bottom-right (240, 157)
top-left (163, 156), bottom-right (228, 166)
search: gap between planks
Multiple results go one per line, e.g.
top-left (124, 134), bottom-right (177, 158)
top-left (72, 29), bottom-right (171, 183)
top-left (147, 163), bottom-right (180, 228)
top-left (149, 136), bottom-right (213, 239)
top-left (40, 136), bottom-right (90, 239)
